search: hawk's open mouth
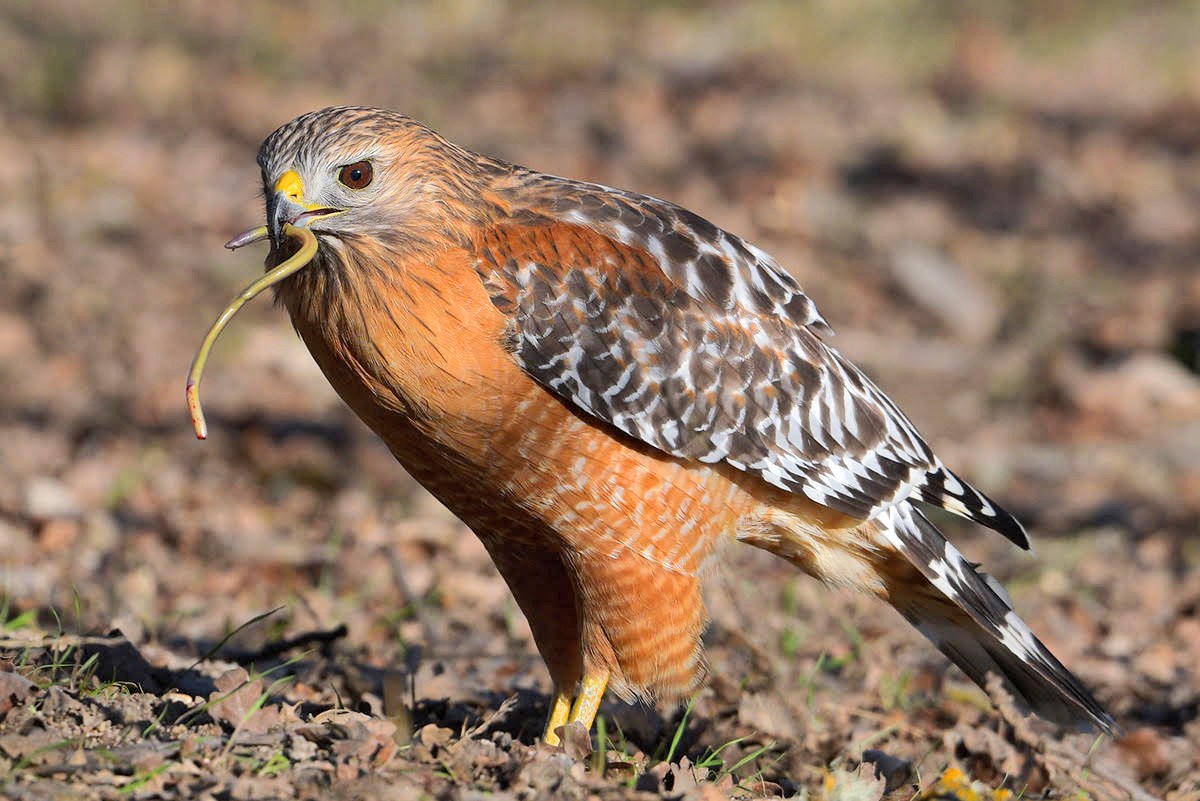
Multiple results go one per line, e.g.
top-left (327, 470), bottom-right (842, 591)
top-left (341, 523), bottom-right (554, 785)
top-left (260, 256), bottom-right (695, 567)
top-left (293, 208), bottom-right (341, 225)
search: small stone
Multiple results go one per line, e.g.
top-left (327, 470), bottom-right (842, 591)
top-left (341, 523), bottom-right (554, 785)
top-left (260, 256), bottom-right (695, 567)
top-left (24, 476), bottom-right (82, 520)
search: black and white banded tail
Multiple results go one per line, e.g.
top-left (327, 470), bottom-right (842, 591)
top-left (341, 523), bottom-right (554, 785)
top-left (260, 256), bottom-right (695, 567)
top-left (877, 503), bottom-right (1118, 735)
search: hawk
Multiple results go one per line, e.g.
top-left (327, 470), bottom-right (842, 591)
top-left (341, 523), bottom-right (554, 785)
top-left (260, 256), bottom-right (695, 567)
top-left (194, 106), bottom-right (1117, 744)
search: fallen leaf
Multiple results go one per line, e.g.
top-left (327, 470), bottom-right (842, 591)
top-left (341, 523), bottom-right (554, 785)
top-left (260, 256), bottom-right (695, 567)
top-left (206, 667), bottom-right (283, 734)
top-left (1116, 727), bottom-right (1170, 780)
top-left (0, 667), bottom-right (36, 721)
top-left (558, 720), bottom-right (592, 761)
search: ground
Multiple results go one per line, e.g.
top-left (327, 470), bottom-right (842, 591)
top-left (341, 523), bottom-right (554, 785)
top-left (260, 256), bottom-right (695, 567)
top-left (1, 2), bottom-right (1199, 799)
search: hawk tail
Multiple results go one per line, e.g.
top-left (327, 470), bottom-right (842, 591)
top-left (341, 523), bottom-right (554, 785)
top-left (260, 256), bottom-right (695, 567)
top-left (876, 504), bottom-right (1118, 735)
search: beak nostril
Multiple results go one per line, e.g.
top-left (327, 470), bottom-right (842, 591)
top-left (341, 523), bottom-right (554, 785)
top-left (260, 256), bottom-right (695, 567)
top-left (273, 170), bottom-right (308, 204)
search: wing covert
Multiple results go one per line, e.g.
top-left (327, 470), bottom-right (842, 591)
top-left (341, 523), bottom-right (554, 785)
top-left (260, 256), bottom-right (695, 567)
top-left (473, 180), bottom-right (1028, 544)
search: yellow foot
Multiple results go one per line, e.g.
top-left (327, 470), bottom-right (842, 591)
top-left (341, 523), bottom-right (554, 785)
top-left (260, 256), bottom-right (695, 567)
top-left (542, 688), bottom-right (572, 747)
top-left (541, 671), bottom-right (611, 746)
top-left (568, 671), bottom-right (609, 731)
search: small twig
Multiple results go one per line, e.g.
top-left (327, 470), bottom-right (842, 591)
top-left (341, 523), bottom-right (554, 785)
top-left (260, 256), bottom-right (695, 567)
top-left (0, 634), bottom-right (131, 650)
top-left (464, 693), bottom-right (520, 739)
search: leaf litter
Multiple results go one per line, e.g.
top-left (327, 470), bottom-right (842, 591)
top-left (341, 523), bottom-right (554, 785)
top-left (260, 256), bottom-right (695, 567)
top-left (3, 2), bottom-right (1200, 799)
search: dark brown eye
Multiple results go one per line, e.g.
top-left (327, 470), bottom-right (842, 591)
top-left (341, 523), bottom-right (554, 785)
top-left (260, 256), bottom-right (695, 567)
top-left (337, 161), bottom-right (373, 189)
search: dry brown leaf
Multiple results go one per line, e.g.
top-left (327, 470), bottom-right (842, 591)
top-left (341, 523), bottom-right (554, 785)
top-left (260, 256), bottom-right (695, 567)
top-left (737, 692), bottom-right (800, 740)
top-left (0, 665), bottom-right (37, 721)
top-left (1115, 728), bottom-right (1171, 781)
top-left (206, 667), bottom-right (283, 735)
top-left (558, 720), bottom-right (593, 761)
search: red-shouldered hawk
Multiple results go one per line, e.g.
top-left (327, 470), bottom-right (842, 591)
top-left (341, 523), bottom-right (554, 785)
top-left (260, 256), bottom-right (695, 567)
top-left (193, 106), bottom-right (1117, 744)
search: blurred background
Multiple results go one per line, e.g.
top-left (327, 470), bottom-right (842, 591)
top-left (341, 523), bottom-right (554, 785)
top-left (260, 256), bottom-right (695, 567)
top-left (1, 0), bottom-right (1198, 795)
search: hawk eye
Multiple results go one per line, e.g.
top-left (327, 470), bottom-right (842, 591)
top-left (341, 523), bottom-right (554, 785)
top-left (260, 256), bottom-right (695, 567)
top-left (337, 161), bottom-right (373, 190)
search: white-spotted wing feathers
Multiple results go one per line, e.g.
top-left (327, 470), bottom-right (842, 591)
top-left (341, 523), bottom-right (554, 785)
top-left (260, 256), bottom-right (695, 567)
top-left (479, 175), bottom-right (1027, 545)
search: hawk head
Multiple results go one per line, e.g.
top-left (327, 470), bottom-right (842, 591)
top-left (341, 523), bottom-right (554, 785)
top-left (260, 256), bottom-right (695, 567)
top-left (255, 106), bottom-right (489, 258)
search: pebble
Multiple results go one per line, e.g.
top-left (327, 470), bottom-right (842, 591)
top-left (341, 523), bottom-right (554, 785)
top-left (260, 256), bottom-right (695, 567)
top-left (23, 476), bottom-right (82, 520)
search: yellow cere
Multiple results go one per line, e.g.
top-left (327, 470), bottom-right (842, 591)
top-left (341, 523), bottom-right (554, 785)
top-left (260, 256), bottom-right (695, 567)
top-left (273, 169), bottom-right (325, 210)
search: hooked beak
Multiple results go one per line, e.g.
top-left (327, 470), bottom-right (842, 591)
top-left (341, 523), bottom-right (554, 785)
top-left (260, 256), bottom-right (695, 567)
top-left (265, 170), bottom-right (342, 252)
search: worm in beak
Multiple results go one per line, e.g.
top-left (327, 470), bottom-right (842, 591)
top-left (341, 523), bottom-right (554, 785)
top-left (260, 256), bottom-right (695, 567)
top-left (186, 223), bottom-right (318, 439)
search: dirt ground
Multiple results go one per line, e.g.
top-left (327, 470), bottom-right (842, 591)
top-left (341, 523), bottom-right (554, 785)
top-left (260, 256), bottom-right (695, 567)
top-left (2, 2), bottom-right (1199, 799)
